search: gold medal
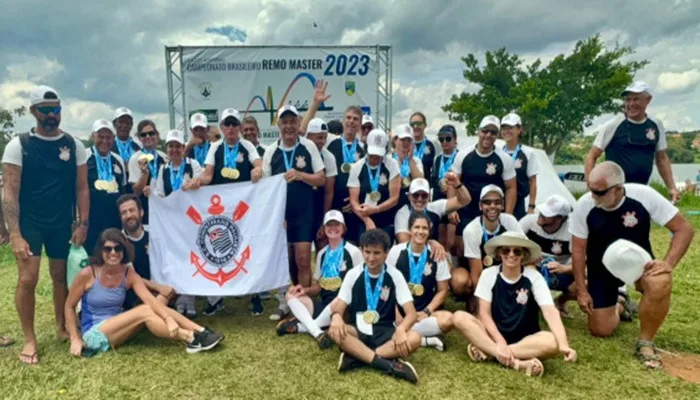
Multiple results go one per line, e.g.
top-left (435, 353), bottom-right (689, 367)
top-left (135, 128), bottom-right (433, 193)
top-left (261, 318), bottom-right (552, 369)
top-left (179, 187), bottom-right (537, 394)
top-left (341, 163), bottom-right (352, 173)
top-left (414, 284), bottom-right (425, 297)
top-left (363, 310), bottom-right (379, 325)
top-left (221, 167), bottom-right (233, 178)
top-left (439, 178), bottom-right (448, 193)
top-left (330, 277), bottom-right (342, 291)
top-left (139, 154), bottom-right (154, 162)
top-left (319, 278), bottom-right (332, 291)
top-left (369, 191), bottom-right (381, 202)
top-left (483, 256), bottom-right (493, 267)
top-left (229, 168), bottom-right (240, 180)
top-left (94, 180), bottom-right (108, 191)
top-left (108, 180), bottom-right (119, 193)
top-left (402, 177), bottom-right (411, 188)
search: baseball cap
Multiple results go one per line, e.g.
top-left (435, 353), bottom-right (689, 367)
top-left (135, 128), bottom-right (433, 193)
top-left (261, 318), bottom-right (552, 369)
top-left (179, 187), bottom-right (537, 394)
top-left (395, 124), bottom-right (413, 140)
top-left (219, 108), bottom-right (241, 124)
top-left (621, 81), bottom-right (651, 97)
top-left (438, 124), bottom-right (457, 136)
top-left (113, 107), bottom-right (133, 120)
top-left (480, 184), bottom-right (504, 200)
top-left (409, 178), bottom-right (430, 194)
top-left (479, 115), bottom-right (500, 130)
top-left (323, 210), bottom-right (345, 225)
top-left (277, 105), bottom-right (299, 119)
top-left (29, 85), bottom-right (60, 105)
top-left (362, 115), bottom-right (374, 125)
top-left (165, 129), bottom-right (186, 145)
top-left (603, 239), bottom-right (651, 285)
top-left (91, 119), bottom-right (115, 135)
top-left (190, 113), bottom-right (208, 129)
top-left (501, 113), bottom-right (522, 126)
top-left (367, 129), bottom-right (388, 156)
top-left (537, 194), bottom-right (572, 217)
top-left (306, 118), bottom-right (328, 135)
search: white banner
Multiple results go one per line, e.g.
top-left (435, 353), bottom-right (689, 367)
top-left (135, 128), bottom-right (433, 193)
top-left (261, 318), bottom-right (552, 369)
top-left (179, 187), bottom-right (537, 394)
top-left (182, 46), bottom-right (379, 144)
top-left (149, 175), bottom-right (290, 296)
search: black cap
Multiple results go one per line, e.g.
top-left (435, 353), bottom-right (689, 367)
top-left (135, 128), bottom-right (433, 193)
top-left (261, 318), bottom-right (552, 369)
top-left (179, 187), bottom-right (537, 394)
top-left (438, 124), bottom-right (457, 136)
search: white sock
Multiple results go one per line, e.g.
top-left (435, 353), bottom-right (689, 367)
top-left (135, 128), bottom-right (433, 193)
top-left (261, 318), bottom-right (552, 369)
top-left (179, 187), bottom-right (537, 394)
top-left (314, 305), bottom-right (332, 329)
top-left (296, 323), bottom-right (309, 334)
top-left (412, 317), bottom-right (442, 337)
top-left (207, 296), bottom-right (222, 305)
top-left (421, 336), bottom-right (445, 351)
top-left (288, 298), bottom-right (323, 338)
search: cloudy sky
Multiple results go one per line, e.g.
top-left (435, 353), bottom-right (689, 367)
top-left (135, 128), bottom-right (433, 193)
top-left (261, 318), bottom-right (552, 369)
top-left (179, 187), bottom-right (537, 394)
top-left (2, 0), bottom-right (700, 139)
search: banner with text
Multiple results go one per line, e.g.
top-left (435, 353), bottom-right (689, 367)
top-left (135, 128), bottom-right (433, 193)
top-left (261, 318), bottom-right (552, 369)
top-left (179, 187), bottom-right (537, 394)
top-left (149, 175), bottom-right (290, 296)
top-left (182, 46), bottom-right (379, 144)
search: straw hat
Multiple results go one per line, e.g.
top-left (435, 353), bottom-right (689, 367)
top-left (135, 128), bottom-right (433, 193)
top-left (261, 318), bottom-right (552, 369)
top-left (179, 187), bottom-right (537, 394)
top-left (484, 231), bottom-right (542, 264)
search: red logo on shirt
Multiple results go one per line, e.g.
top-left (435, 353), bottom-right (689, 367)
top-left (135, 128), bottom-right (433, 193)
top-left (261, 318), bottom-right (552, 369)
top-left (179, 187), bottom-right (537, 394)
top-left (622, 212), bottom-right (638, 228)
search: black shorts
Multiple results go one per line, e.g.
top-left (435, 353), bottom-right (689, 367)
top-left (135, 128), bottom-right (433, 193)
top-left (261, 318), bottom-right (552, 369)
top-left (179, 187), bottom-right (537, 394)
top-left (502, 327), bottom-right (540, 345)
top-left (287, 209), bottom-right (314, 243)
top-left (354, 324), bottom-right (395, 350)
top-left (21, 222), bottom-right (72, 259)
top-left (548, 273), bottom-right (575, 292)
top-left (588, 278), bottom-right (623, 309)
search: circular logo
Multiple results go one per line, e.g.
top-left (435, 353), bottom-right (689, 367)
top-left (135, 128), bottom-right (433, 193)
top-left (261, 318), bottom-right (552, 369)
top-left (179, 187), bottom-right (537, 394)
top-left (196, 216), bottom-right (242, 267)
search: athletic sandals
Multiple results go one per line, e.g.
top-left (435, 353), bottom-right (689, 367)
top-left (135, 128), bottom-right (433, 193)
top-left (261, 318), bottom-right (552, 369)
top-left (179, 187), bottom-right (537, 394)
top-left (635, 340), bottom-right (662, 369)
top-left (316, 332), bottom-right (334, 350)
top-left (617, 293), bottom-right (636, 322)
top-left (467, 344), bottom-right (489, 362)
top-left (0, 336), bottom-right (15, 347)
top-left (512, 358), bottom-right (544, 377)
top-left (275, 318), bottom-right (299, 336)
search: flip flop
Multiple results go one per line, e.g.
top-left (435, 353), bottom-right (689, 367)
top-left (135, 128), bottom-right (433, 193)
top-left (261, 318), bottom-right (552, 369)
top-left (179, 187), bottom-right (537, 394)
top-left (0, 336), bottom-right (15, 347)
top-left (19, 352), bottom-right (39, 365)
top-left (512, 358), bottom-right (544, 377)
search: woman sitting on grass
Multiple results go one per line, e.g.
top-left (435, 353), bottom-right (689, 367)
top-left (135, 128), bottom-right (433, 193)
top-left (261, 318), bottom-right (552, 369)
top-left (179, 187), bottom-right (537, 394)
top-left (451, 231), bottom-right (577, 377)
top-left (65, 228), bottom-right (224, 357)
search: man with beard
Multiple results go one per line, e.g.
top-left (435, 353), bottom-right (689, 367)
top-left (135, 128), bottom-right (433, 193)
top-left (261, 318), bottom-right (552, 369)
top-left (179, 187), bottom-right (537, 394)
top-left (409, 112), bottom-right (441, 180)
top-left (2, 86), bottom-right (89, 364)
top-left (117, 194), bottom-right (175, 310)
top-left (241, 116), bottom-right (266, 157)
top-left (112, 107), bottom-right (141, 167)
top-left (453, 185), bottom-right (522, 312)
top-left (185, 113), bottom-right (214, 167)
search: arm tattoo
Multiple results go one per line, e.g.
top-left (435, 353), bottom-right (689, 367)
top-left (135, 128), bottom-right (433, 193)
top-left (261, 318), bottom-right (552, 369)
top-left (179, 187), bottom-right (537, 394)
top-left (2, 164), bottom-right (22, 236)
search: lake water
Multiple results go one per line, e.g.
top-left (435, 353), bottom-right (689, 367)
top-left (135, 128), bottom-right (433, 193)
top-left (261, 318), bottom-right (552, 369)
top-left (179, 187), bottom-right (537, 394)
top-left (553, 164), bottom-right (700, 192)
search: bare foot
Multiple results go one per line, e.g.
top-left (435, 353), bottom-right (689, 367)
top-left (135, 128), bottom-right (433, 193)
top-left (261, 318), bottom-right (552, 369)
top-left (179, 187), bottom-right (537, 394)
top-left (19, 342), bottom-right (39, 365)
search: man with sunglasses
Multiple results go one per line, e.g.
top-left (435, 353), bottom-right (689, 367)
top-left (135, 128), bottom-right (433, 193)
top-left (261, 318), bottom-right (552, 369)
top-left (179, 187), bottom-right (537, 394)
top-left (409, 112), bottom-right (441, 180)
top-left (112, 107), bottom-right (141, 167)
top-left (585, 82), bottom-right (678, 203)
top-left (2, 85), bottom-right (89, 364)
top-left (454, 185), bottom-right (522, 312)
top-left (361, 115), bottom-right (374, 144)
top-left (430, 124), bottom-right (460, 252)
top-left (570, 161), bottom-right (693, 369)
top-left (501, 113), bottom-right (539, 220)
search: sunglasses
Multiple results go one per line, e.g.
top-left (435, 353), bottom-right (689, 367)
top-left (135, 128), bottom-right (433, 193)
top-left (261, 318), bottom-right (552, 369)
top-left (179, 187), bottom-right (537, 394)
top-left (409, 121), bottom-right (426, 128)
top-left (481, 199), bottom-right (503, 206)
top-left (212, 134), bottom-right (222, 140)
top-left (480, 129), bottom-right (499, 136)
top-left (590, 185), bottom-right (618, 197)
top-left (362, 125), bottom-right (373, 131)
top-left (499, 247), bottom-right (523, 257)
top-left (438, 136), bottom-right (453, 143)
top-left (36, 106), bottom-right (61, 115)
top-left (411, 192), bottom-right (429, 200)
top-left (221, 119), bottom-right (241, 127)
top-left (102, 244), bottom-right (124, 254)
top-left (139, 131), bottom-right (157, 138)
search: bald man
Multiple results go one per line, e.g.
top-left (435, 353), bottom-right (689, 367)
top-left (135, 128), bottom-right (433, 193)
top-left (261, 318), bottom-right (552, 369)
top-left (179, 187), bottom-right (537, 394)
top-left (570, 161), bottom-right (693, 369)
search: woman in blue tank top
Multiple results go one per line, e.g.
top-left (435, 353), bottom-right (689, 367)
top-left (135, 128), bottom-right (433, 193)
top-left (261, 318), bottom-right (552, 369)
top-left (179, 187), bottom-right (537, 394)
top-left (65, 228), bottom-right (224, 356)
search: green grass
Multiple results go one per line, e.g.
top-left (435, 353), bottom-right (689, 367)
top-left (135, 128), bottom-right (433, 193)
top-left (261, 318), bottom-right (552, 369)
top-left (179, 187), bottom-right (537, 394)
top-left (1, 216), bottom-right (700, 399)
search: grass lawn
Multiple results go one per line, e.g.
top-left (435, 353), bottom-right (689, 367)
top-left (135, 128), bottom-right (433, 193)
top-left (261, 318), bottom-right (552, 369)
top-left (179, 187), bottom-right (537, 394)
top-left (1, 214), bottom-right (699, 400)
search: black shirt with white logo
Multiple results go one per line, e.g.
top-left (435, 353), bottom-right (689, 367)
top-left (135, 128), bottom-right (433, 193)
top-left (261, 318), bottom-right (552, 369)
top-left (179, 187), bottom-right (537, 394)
top-left (326, 135), bottom-right (366, 210)
top-left (414, 139), bottom-right (440, 181)
top-left (85, 149), bottom-right (128, 252)
top-left (205, 139), bottom-right (260, 185)
top-left (347, 157), bottom-right (400, 228)
top-left (430, 150), bottom-right (458, 201)
top-left (314, 242), bottom-right (363, 305)
top-left (387, 243), bottom-right (450, 311)
top-left (520, 214), bottom-right (571, 264)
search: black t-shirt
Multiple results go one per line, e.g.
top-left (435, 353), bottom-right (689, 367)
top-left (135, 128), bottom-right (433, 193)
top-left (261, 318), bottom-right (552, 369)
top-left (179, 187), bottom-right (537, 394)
top-left (85, 149), bottom-right (128, 249)
top-left (128, 230), bottom-right (151, 281)
top-left (414, 139), bottom-right (439, 182)
top-left (315, 242), bottom-right (363, 305)
top-left (187, 143), bottom-right (210, 167)
top-left (503, 146), bottom-right (531, 198)
top-left (209, 140), bottom-right (258, 185)
top-left (112, 138), bottom-right (141, 166)
top-left (162, 159), bottom-right (195, 196)
top-left (430, 150), bottom-right (458, 201)
top-left (347, 157), bottom-right (400, 228)
top-left (387, 243), bottom-right (450, 311)
top-left (256, 145), bottom-right (266, 158)
top-left (326, 135), bottom-right (366, 210)
top-left (452, 147), bottom-right (515, 216)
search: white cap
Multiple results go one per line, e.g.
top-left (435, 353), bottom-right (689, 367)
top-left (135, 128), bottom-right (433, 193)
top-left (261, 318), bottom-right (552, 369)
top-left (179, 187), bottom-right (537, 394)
top-left (480, 184), bottom-right (504, 200)
top-left (621, 81), bottom-right (651, 97)
top-left (394, 124), bottom-right (413, 140)
top-left (479, 115), bottom-right (500, 130)
top-left (306, 118), bottom-right (328, 134)
top-left (409, 178), bottom-right (430, 194)
top-left (362, 115), bottom-right (374, 125)
top-left (29, 85), bottom-right (60, 105)
top-left (277, 105), bottom-right (299, 119)
top-left (190, 113), bottom-right (208, 129)
top-left (165, 129), bottom-right (186, 145)
top-left (367, 129), bottom-right (388, 156)
top-left (603, 239), bottom-right (652, 285)
top-left (537, 194), bottom-right (572, 217)
top-left (219, 108), bottom-right (241, 124)
top-left (323, 210), bottom-right (345, 225)
top-left (501, 113), bottom-right (522, 126)
top-left (91, 119), bottom-right (115, 135)
top-left (113, 107), bottom-right (133, 120)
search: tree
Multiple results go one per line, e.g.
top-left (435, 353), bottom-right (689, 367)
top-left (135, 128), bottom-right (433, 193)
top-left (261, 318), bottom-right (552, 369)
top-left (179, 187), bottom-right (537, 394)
top-left (666, 136), bottom-right (695, 163)
top-left (443, 35), bottom-right (648, 155)
top-left (0, 106), bottom-right (28, 164)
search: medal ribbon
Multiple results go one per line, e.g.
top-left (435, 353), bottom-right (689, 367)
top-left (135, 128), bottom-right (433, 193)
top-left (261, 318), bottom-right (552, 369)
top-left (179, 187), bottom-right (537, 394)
top-left (393, 153), bottom-right (410, 177)
top-left (116, 139), bottom-right (134, 163)
top-left (341, 136), bottom-right (358, 165)
top-left (482, 219), bottom-right (502, 244)
top-left (194, 142), bottom-right (210, 166)
top-left (93, 147), bottom-right (113, 181)
top-left (408, 244), bottom-right (428, 286)
top-left (321, 242), bottom-right (344, 279)
top-left (367, 163), bottom-right (381, 193)
top-left (415, 140), bottom-right (427, 159)
top-left (224, 142), bottom-right (240, 169)
top-left (169, 161), bottom-right (186, 191)
top-left (363, 265), bottom-right (385, 313)
top-left (439, 151), bottom-right (457, 179)
top-left (503, 144), bottom-right (521, 162)
top-left (282, 141), bottom-right (299, 172)
top-left (143, 149), bottom-right (159, 179)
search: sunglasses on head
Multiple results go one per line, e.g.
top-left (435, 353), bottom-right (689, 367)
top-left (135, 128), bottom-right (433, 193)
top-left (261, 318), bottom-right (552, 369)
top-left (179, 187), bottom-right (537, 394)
top-left (409, 121), bottom-right (425, 128)
top-left (36, 106), bottom-right (61, 115)
top-left (499, 247), bottom-right (523, 257)
top-left (590, 185), bottom-right (618, 197)
top-left (438, 136), bottom-right (453, 143)
top-left (481, 199), bottom-right (503, 206)
top-left (102, 244), bottom-right (124, 254)
top-left (411, 192), bottom-right (429, 200)
top-left (480, 129), bottom-right (499, 136)
top-left (139, 131), bottom-right (157, 138)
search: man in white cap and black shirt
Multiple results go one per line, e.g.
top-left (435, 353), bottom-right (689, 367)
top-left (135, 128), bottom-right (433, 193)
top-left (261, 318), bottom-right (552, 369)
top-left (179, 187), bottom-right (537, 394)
top-left (585, 81), bottom-right (678, 202)
top-left (409, 111), bottom-right (441, 180)
top-left (185, 112), bottom-right (214, 168)
top-left (453, 185), bottom-right (522, 312)
top-left (305, 117), bottom-right (338, 249)
top-left (570, 161), bottom-right (693, 369)
top-left (84, 119), bottom-right (129, 256)
top-left (519, 194), bottom-right (577, 317)
top-left (112, 107), bottom-right (141, 166)
top-left (2, 85), bottom-right (89, 364)
top-left (501, 113), bottom-right (539, 220)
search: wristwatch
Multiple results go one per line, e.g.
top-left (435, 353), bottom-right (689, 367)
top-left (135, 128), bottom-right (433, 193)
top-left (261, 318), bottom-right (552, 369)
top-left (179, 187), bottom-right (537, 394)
top-left (454, 184), bottom-right (463, 190)
top-left (423, 308), bottom-right (432, 316)
top-left (79, 220), bottom-right (89, 228)
top-left (528, 204), bottom-right (536, 209)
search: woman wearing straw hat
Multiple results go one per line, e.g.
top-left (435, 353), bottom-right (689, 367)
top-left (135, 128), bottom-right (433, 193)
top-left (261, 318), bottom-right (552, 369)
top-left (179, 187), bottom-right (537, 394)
top-left (452, 231), bottom-right (576, 377)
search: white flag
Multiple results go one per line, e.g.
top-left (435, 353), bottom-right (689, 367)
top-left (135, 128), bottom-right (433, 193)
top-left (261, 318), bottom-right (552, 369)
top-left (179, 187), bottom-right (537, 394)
top-left (149, 175), bottom-right (290, 296)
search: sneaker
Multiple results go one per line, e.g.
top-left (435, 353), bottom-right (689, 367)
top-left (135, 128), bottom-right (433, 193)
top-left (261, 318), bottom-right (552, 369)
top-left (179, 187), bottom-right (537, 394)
top-left (259, 291), bottom-right (272, 300)
top-left (202, 298), bottom-right (224, 316)
top-left (250, 295), bottom-right (264, 316)
top-left (338, 352), bottom-right (363, 373)
top-left (186, 304), bottom-right (197, 319)
top-left (276, 319), bottom-right (299, 336)
top-left (186, 329), bottom-right (224, 354)
top-left (316, 332), bottom-right (334, 350)
top-left (269, 305), bottom-right (290, 321)
top-left (389, 359), bottom-right (419, 384)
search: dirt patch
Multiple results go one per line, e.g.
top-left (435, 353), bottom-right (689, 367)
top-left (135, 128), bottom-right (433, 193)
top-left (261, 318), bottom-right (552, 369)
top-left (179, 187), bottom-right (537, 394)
top-left (662, 352), bottom-right (700, 384)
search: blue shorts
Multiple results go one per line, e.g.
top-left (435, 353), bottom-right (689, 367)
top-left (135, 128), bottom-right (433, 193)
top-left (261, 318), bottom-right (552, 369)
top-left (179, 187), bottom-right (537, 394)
top-left (82, 321), bottom-right (111, 354)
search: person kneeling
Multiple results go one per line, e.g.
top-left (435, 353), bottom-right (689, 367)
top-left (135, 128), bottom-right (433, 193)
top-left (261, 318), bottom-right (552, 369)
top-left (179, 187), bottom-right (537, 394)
top-left (452, 232), bottom-right (576, 377)
top-left (65, 228), bottom-right (223, 357)
top-left (328, 229), bottom-right (421, 384)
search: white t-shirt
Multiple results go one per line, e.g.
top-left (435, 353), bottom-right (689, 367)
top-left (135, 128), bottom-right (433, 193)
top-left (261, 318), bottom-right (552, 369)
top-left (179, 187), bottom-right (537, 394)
top-left (504, 144), bottom-right (539, 177)
top-left (463, 213), bottom-right (523, 258)
top-left (386, 243), bottom-right (451, 282)
top-left (451, 144), bottom-right (516, 182)
top-left (127, 149), bottom-right (169, 184)
top-left (593, 114), bottom-right (667, 152)
top-left (321, 147), bottom-right (338, 178)
top-left (347, 156), bottom-right (401, 189)
top-left (569, 183), bottom-right (678, 239)
top-left (392, 154), bottom-right (424, 174)
top-left (261, 136), bottom-right (325, 177)
top-left (204, 138), bottom-right (260, 167)
top-left (394, 200), bottom-right (448, 235)
top-left (2, 130), bottom-right (87, 166)
top-left (475, 266), bottom-right (554, 306)
top-left (313, 242), bottom-right (363, 281)
top-left (154, 158), bottom-right (204, 197)
top-left (519, 213), bottom-right (572, 264)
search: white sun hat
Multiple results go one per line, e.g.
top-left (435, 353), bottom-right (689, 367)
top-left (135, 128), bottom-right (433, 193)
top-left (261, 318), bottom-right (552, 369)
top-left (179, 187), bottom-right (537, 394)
top-left (603, 239), bottom-right (652, 285)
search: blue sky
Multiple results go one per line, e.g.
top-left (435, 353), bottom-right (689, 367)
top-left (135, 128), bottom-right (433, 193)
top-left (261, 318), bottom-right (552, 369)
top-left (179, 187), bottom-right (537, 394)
top-left (2, 0), bottom-right (699, 138)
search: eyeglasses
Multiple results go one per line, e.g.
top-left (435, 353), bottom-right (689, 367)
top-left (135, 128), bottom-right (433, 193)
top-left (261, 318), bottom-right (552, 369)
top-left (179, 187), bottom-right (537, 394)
top-left (499, 247), bottom-right (523, 257)
top-left (480, 129), bottom-right (499, 136)
top-left (481, 199), bottom-right (503, 206)
top-left (438, 136), bottom-right (453, 143)
top-left (36, 106), bottom-right (61, 115)
top-left (411, 192), bottom-right (429, 200)
top-left (409, 121), bottom-right (426, 128)
top-left (139, 131), bottom-right (157, 138)
top-left (590, 185), bottom-right (618, 197)
top-left (102, 244), bottom-right (124, 254)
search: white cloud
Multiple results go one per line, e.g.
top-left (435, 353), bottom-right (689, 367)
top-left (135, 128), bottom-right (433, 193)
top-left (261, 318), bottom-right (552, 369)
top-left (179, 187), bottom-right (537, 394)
top-left (5, 56), bottom-right (65, 82)
top-left (657, 69), bottom-right (700, 94)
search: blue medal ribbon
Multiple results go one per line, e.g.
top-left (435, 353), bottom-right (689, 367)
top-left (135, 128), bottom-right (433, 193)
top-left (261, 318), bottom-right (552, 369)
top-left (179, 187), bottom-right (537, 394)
top-left (363, 265), bottom-right (386, 313)
top-left (415, 140), bottom-right (428, 159)
top-left (116, 139), bottom-right (135, 163)
top-left (503, 144), bottom-right (521, 162)
top-left (169, 161), bottom-right (186, 191)
top-left (93, 147), bottom-right (114, 182)
top-left (439, 151), bottom-right (457, 179)
top-left (393, 153), bottom-right (410, 177)
top-left (143, 149), bottom-right (159, 180)
top-left (482, 219), bottom-right (501, 244)
top-left (367, 163), bottom-right (381, 193)
top-left (408, 244), bottom-right (428, 286)
top-left (224, 142), bottom-right (240, 169)
top-left (282, 141), bottom-right (299, 171)
top-left (341, 136), bottom-right (358, 165)
top-left (321, 242), bottom-right (344, 279)
top-left (193, 142), bottom-right (210, 166)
